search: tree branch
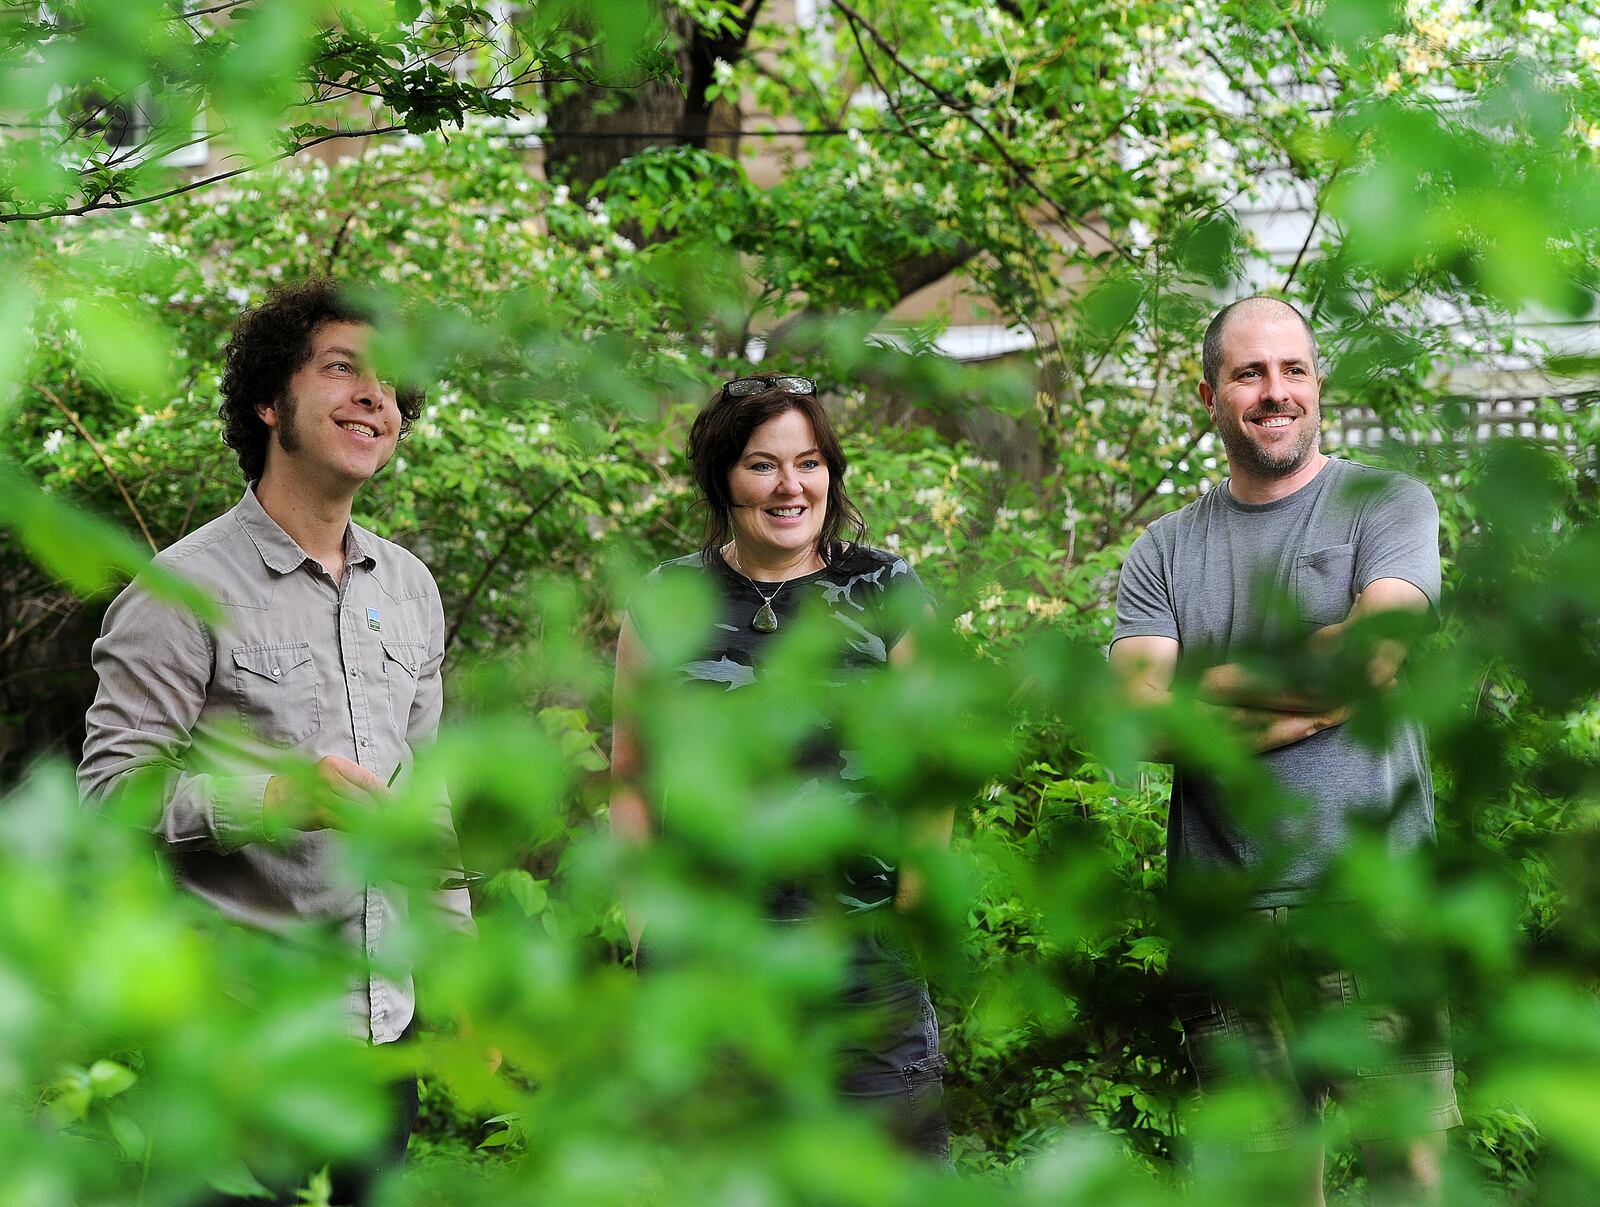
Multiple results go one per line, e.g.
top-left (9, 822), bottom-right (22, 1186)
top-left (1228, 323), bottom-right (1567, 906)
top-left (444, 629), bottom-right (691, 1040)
top-left (830, 0), bottom-right (1135, 266)
top-left (841, 8), bottom-right (948, 165)
top-left (445, 476), bottom-right (573, 651)
top-left (1282, 165), bottom-right (1339, 292)
top-left (34, 383), bottom-right (157, 553)
top-left (0, 125), bottom-right (408, 223)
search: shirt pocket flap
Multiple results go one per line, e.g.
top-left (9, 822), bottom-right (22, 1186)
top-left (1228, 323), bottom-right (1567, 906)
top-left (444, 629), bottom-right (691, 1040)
top-left (232, 643), bottom-right (313, 682)
top-left (381, 639), bottom-right (426, 677)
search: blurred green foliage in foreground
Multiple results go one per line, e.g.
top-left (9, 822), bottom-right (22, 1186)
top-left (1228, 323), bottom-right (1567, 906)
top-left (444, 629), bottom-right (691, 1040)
top-left (4, 438), bottom-right (1600, 1206)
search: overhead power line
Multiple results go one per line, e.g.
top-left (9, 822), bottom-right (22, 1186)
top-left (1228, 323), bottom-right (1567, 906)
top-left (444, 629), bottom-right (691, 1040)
top-left (532, 126), bottom-right (921, 140)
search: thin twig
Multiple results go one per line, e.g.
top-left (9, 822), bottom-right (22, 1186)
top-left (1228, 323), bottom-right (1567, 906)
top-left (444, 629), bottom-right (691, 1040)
top-left (1281, 165), bottom-right (1338, 292)
top-left (842, 13), bottom-right (949, 164)
top-left (177, 468), bottom-right (216, 539)
top-left (0, 601), bottom-right (67, 659)
top-left (170, 0), bottom-right (252, 22)
top-left (0, 125), bottom-right (408, 224)
top-left (444, 476), bottom-right (574, 650)
top-left (34, 383), bottom-right (158, 552)
top-left (1115, 424), bottom-right (1209, 531)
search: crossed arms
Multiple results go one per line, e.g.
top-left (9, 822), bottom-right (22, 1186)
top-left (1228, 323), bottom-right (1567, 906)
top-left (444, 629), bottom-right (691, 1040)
top-left (1108, 577), bottom-right (1432, 758)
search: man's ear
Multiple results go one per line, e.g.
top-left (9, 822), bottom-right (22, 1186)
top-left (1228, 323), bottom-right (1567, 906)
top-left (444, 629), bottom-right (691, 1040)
top-left (256, 400), bottom-right (280, 431)
top-left (1198, 380), bottom-right (1217, 422)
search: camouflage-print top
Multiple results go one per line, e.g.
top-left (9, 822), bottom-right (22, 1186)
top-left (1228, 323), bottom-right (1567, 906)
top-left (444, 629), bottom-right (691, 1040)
top-left (633, 544), bottom-right (932, 916)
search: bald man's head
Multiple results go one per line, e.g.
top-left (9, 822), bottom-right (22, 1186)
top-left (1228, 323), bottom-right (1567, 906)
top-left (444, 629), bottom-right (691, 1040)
top-left (1201, 296), bottom-right (1321, 393)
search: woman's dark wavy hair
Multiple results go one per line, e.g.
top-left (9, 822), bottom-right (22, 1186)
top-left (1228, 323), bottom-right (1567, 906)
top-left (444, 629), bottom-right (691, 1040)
top-left (218, 278), bottom-right (424, 481)
top-left (688, 382), bottom-right (867, 565)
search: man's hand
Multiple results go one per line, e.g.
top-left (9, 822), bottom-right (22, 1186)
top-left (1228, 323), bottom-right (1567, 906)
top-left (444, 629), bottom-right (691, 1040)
top-left (1218, 701), bottom-right (1352, 753)
top-left (264, 755), bottom-right (389, 833)
top-left (1199, 578), bottom-right (1430, 712)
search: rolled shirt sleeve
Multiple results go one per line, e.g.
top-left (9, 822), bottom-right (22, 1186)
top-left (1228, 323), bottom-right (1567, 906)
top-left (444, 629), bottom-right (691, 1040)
top-left (78, 577), bottom-right (271, 850)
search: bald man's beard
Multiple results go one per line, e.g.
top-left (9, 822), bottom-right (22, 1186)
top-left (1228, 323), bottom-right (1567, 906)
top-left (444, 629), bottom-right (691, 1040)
top-left (1214, 403), bottom-right (1319, 478)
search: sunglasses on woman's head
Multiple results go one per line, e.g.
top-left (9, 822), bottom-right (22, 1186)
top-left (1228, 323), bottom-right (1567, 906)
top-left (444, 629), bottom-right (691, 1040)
top-left (720, 375), bottom-right (817, 400)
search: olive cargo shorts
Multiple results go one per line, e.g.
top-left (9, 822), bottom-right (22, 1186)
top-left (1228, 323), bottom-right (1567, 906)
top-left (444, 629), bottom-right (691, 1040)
top-left (1175, 906), bottom-right (1461, 1151)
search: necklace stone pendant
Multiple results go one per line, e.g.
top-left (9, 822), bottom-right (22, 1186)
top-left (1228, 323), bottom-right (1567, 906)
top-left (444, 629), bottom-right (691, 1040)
top-left (752, 602), bottom-right (779, 633)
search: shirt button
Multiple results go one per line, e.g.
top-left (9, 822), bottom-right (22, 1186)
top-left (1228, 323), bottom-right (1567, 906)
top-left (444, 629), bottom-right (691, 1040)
top-left (359, 738), bottom-right (369, 747)
top-left (271, 667), bottom-right (281, 677)
top-left (351, 667), bottom-right (360, 677)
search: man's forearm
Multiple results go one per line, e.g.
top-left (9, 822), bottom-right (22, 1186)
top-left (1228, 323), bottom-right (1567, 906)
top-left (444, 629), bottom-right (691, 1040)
top-left (1134, 692), bottom-right (1350, 762)
top-left (1201, 701), bottom-right (1351, 754)
top-left (1196, 662), bottom-right (1333, 713)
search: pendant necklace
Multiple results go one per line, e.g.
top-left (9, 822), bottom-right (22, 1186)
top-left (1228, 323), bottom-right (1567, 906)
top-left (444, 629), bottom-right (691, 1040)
top-left (725, 544), bottom-right (786, 633)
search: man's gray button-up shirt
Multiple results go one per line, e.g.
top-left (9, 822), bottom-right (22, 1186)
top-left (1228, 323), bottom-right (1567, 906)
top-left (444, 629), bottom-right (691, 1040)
top-left (78, 487), bottom-right (473, 1043)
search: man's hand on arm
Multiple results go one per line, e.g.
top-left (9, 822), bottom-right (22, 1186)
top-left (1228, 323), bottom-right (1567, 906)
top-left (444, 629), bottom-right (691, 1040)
top-left (1309, 577), bottom-right (1430, 689)
top-left (1109, 635), bottom-right (1347, 757)
top-left (1193, 577), bottom-right (1429, 715)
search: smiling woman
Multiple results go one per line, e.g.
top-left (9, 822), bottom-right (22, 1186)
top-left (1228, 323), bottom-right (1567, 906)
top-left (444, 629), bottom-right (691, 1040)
top-left (609, 375), bottom-right (953, 1159)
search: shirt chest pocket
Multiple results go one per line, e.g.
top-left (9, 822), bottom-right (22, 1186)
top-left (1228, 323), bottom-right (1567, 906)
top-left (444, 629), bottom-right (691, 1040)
top-left (232, 643), bottom-right (322, 746)
top-left (382, 639), bottom-right (426, 728)
top-left (1292, 542), bottom-right (1356, 628)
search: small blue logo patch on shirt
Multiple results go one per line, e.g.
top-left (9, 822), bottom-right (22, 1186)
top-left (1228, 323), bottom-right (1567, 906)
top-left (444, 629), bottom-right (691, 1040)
top-left (367, 607), bottom-right (381, 632)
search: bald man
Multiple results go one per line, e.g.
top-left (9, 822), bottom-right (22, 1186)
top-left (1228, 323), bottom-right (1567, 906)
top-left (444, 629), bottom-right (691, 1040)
top-left (1109, 297), bottom-right (1458, 1203)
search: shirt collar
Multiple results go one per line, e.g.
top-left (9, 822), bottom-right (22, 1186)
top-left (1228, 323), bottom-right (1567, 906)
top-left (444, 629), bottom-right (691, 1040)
top-left (235, 485), bottom-right (376, 575)
top-left (345, 522), bottom-right (377, 569)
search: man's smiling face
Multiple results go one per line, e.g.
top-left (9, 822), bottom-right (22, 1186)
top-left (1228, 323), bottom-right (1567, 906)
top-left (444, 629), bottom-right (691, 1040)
top-left (259, 320), bottom-right (400, 490)
top-left (1201, 308), bottom-right (1323, 480)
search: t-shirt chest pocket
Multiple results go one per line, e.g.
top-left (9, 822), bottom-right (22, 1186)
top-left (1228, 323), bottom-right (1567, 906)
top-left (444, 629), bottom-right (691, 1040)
top-left (1292, 542), bottom-right (1356, 627)
top-left (381, 639), bottom-right (426, 727)
top-left (232, 642), bottom-right (322, 746)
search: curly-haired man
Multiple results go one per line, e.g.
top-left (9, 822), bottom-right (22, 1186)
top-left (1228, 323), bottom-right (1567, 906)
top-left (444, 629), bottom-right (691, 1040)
top-left (79, 278), bottom-right (470, 1203)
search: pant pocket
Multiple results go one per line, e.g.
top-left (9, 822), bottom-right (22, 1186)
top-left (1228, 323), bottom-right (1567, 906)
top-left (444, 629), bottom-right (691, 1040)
top-left (903, 1054), bottom-right (950, 1162)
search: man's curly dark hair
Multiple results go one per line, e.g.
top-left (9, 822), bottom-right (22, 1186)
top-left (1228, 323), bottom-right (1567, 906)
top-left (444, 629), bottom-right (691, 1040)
top-left (218, 278), bottom-right (424, 481)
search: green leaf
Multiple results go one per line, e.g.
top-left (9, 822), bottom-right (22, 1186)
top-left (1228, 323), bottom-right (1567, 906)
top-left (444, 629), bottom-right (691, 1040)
top-left (207, 1166), bottom-right (277, 1201)
top-left (69, 296), bottom-right (177, 405)
top-left (88, 1058), bottom-right (137, 1098)
top-left (0, 460), bottom-right (217, 617)
top-left (46, 1067), bottom-right (92, 1124)
top-left (105, 1108), bottom-right (147, 1159)
top-left (496, 870), bottom-right (548, 917)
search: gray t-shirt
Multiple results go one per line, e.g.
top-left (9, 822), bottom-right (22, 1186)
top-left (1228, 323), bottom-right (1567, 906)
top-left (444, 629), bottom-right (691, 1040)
top-left (1112, 457), bottom-right (1442, 906)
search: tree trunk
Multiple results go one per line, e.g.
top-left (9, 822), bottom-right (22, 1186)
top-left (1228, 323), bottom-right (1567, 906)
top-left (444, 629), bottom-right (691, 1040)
top-left (543, 3), bottom-right (762, 197)
top-left (0, 552), bottom-right (102, 788)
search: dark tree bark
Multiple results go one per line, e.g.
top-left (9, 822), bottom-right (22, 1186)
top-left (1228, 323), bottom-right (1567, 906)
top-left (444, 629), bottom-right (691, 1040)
top-left (543, 3), bottom-right (764, 197)
top-left (0, 551), bottom-right (101, 787)
top-left (762, 243), bottom-right (983, 360)
top-left (678, 0), bottom-right (764, 156)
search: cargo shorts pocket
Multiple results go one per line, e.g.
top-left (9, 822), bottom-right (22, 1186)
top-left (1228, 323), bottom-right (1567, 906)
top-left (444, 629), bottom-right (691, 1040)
top-left (1175, 990), bottom-right (1240, 1087)
top-left (1343, 972), bottom-right (1456, 1078)
top-left (903, 1054), bottom-right (949, 1161)
top-left (232, 642), bottom-right (321, 746)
